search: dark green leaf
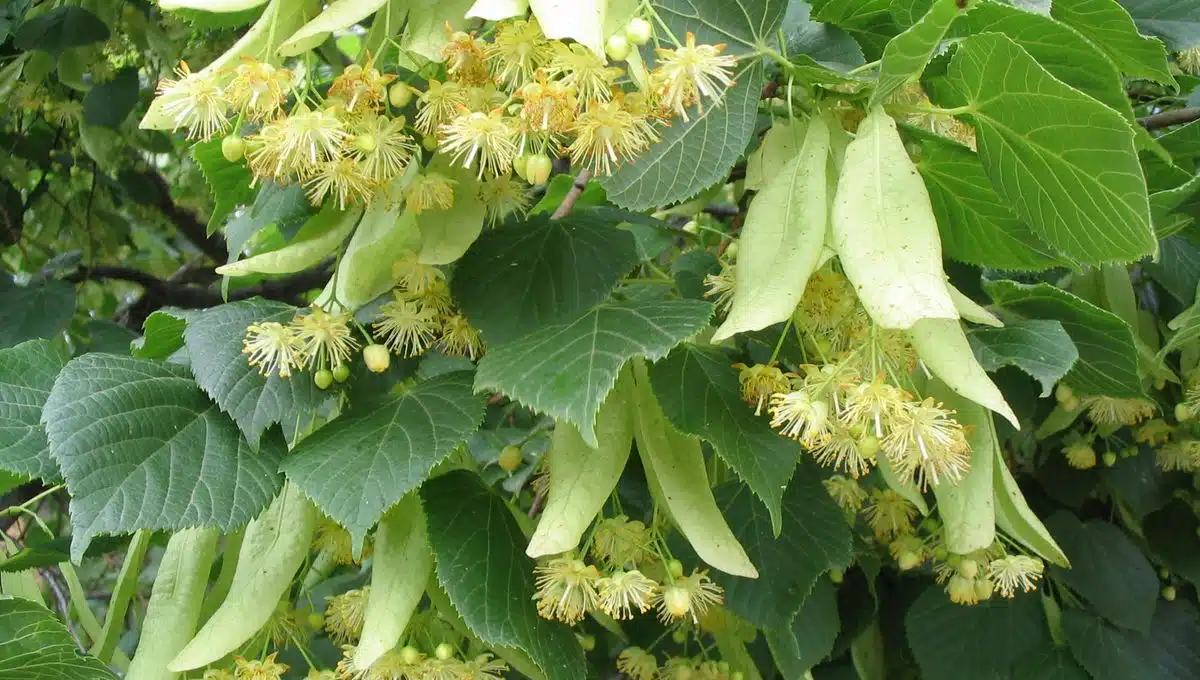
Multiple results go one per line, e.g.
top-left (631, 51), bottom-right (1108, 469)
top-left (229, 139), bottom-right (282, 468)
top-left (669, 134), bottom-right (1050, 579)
top-left (766, 579), bottom-right (841, 677)
top-left (1144, 499), bottom-right (1200, 589)
top-left (967, 320), bottom-right (1078, 397)
top-left (80, 320), bottom-right (138, 355)
top-left (1063, 602), bottom-right (1200, 680)
top-left (474, 299), bottom-right (712, 447)
top-left (0, 0), bottom-right (32, 43)
top-left (713, 468), bottom-right (852, 630)
top-left (914, 131), bottom-right (1063, 271)
top-left (422, 470), bottom-right (586, 680)
top-left (42, 354), bottom-right (284, 561)
top-left (83, 67), bottom-right (139, 128)
top-left (870, 0), bottom-right (965, 108)
top-left (942, 33), bottom-right (1156, 264)
top-left (1051, 0), bottom-right (1175, 84)
top-left (282, 372), bottom-right (485, 547)
top-left (191, 140), bottom-right (255, 237)
top-left (1160, 281), bottom-right (1200, 357)
top-left (1145, 236), bottom-right (1200, 305)
top-left (12, 6), bottom-right (109, 57)
top-left (1103, 448), bottom-right (1183, 520)
top-left (810, 0), bottom-right (902, 59)
top-left (1012, 648), bottom-right (1090, 680)
top-left (169, 5), bottom-right (265, 29)
top-left (984, 281), bottom-right (1143, 398)
top-left (1117, 0), bottom-right (1200, 51)
top-left (183, 299), bottom-right (327, 447)
top-left (131, 310), bottom-right (187, 360)
top-left (782, 0), bottom-right (866, 69)
top-left (0, 339), bottom-right (68, 482)
top-left (1157, 120), bottom-right (1200, 163)
top-left (0, 597), bottom-right (118, 679)
top-left (0, 535), bottom-right (128, 574)
top-left (1045, 513), bottom-right (1158, 632)
top-left (653, 0), bottom-right (786, 50)
top-left (0, 279), bottom-right (75, 349)
top-left (906, 588), bottom-right (1051, 680)
top-left (451, 212), bottom-right (639, 345)
top-left (648, 343), bottom-right (798, 533)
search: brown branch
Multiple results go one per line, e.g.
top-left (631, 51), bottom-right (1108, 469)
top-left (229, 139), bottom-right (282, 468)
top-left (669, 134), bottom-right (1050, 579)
top-left (1138, 107), bottom-right (1200, 130)
top-left (138, 170), bottom-right (229, 263)
top-left (551, 169), bottom-right (593, 220)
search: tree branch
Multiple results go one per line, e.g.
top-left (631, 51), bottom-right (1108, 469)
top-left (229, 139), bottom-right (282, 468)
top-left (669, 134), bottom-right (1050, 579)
top-left (138, 170), bottom-right (229, 262)
top-left (551, 169), bottom-right (593, 219)
top-left (1138, 107), bottom-right (1200, 130)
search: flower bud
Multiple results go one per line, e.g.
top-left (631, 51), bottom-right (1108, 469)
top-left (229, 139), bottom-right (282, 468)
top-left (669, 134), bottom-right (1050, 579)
top-left (605, 34), bottom-right (631, 61)
top-left (525, 153), bottom-right (552, 184)
top-left (388, 83), bottom-right (413, 108)
top-left (625, 17), bottom-right (653, 45)
top-left (667, 559), bottom-right (684, 579)
top-left (434, 643), bottom-right (455, 661)
top-left (221, 135), bottom-right (245, 162)
top-left (314, 369), bottom-right (333, 390)
top-left (363, 344), bottom-right (391, 373)
top-left (498, 444), bottom-right (523, 472)
top-left (399, 646), bottom-right (421, 664)
top-left (332, 363), bottom-right (350, 383)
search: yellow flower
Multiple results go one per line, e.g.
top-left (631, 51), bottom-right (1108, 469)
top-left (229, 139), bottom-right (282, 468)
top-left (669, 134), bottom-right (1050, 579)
top-left (477, 173), bottom-right (531, 225)
top-left (1081, 395), bottom-right (1155, 426)
top-left (374, 294), bottom-right (441, 357)
top-left (890, 533), bottom-right (927, 570)
top-left (840, 379), bottom-right (908, 438)
top-left (406, 171), bottom-right (458, 214)
top-left (438, 315), bottom-right (485, 360)
top-left (823, 474), bottom-right (867, 513)
top-left (325, 587), bottom-right (370, 644)
top-left (946, 574), bottom-right (991, 606)
top-left (546, 42), bottom-right (623, 103)
top-left (655, 569), bottom-right (723, 624)
top-left (204, 670), bottom-right (235, 680)
top-left (415, 277), bottom-right (457, 317)
top-left (533, 556), bottom-right (601, 625)
top-left (306, 670), bottom-right (337, 680)
top-left (1063, 441), bottom-right (1097, 470)
top-left (304, 156), bottom-right (374, 209)
top-left (465, 83), bottom-right (508, 113)
top-left (253, 107), bottom-right (349, 180)
top-left (416, 79), bottom-right (470, 136)
top-left (1178, 47), bottom-right (1200, 75)
top-left (486, 19), bottom-right (554, 88)
top-left (312, 515), bottom-right (357, 565)
top-left (987, 555), bottom-right (1044, 598)
top-left (1135, 418), bottom-right (1174, 446)
top-left (226, 58), bottom-right (292, 121)
top-left (156, 61), bottom-right (229, 140)
top-left (597, 569), bottom-right (659, 619)
top-left (567, 100), bottom-right (657, 176)
top-left (616, 647), bottom-right (659, 680)
top-left (863, 489), bottom-right (918, 540)
top-left (881, 398), bottom-right (970, 489)
top-left (242, 321), bottom-right (305, 378)
top-left (734, 363), bottom-right (792, 416)
top-left (466, 653), bottom-right (509, 679)
top-left (350, 114), bottom-right (417, 186)
top-left (768, 389), bottom-right (833, 447)
top-left (591, 515), bottom-right (652, 567)
top-left (518, 77), bottom-right (578, 136)
top-left (261, 599), bottom-right (306, 647)
top-left (703, 263), bottom-right (735, 314)
top-left (652, 32), bottom-right (737, 121)
top-left (797, 269), bottom-right (858, 332)
top-left (1157, 439), bottom-right (1200, 472)
top-left (46, 100), bottom-right (84, 125)
top-left (392, 257), bottom-right (446, 295)
top-left (439, 110), bottom-right (519, 178)
top-left (233, 653), bottom-right (288, 680)
top-left (328, 58), bottom-right (396, 114)
top-left (442, 30), bottom-right (490, 85)
top-left (812, 425), bottom-right (873, 478)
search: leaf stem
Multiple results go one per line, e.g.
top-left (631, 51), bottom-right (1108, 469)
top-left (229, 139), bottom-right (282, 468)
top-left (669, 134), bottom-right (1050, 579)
top-left (768, 317), bottom-right (794, 365)
top-left (888, 103), bottom-right (974, 117)
top-left (847, 59), bottom-right (880, 76)
top-left (92, 529), bottom-right (152, 664)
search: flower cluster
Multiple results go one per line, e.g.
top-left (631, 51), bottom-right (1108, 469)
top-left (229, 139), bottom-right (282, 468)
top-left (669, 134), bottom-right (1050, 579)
top-left (618, 646), bottom-right (748, 680)
top-left (335, 643), bottom-right (508, 680)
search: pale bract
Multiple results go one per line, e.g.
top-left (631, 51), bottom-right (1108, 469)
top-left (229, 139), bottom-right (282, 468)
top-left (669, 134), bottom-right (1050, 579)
top-left (908, 318), bottom-right (1020, 429)
top-left (744, 118), bottom-right (807, 191)
top-left (831, 106), bottom-right (958, 329)
top-left (278, 0), bottom-right (390, 57)
top-left (713, 115), bottom-right (830, 341)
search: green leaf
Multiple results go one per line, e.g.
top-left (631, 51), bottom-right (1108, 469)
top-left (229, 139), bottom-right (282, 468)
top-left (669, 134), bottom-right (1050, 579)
top-left (942, 33), bottom-right (1155, 265)
top-left (1160, 281), bottom-right (1200, 357)
top-left (182, 299), bottom-right (327, 447)
top-left (1045, 513), bottom-right (1158, 633)
top-left (42, 354), bottom-right (285, 561)
top-left (648, 343), bottom-right (798, 534)
top-left (0, 597), bottom-right (118, 679)
top-left (1063, 602), bottom-right (1200, 680)
top-left (12, 6), bottom-right (109, 57)
top-left (278, 0), bottom-right (387, 56)
top-left (282, 372), bottom-right (485, 548)
top-left (781, 0), bottom-right (866, 70)
top-left (870, 0), bottom-right (965, 108)
top-left (652, 0), bottom-right (786, 50)
top-left (905, 588), bottom-right (1052, 680)
top-left (226, 181), bottom-right (314, 253)
top-left (474, 299), bottom-right (712, 447)
top-left (949, 1), bottom-right (1134, 118)
top-left (422, 470), bottom-right (586, 680)
top-left (192, 139), bottom-right (255, 236)
top-left (967, 320), bottom-right (1079, 397)
top-left (765, 579), bottom-right (840, 677)
top-left (1144, 500), bottom-right (1200, 590)
top-left (1145, 236), bottom-right (1200, 305)
top-left (451, 212), bottom-right (639, 346)
top-left (600, 60), bottom-right (765, 210)
top-left (712, 468), bottom-right (852, 631)
top-left (1051, 0), bottom-right (1175, 83)
top-left (82, 66), bottom-right (139, 128)
top-left (984, 280), bottom-right (1143, 398)
top-left (1012, 648), bottom-right (1091, 680)
top-left (992, 451), bottom-right (1070, 567)
top-left (810, 0), bottom-right (902, 59)
top-left (912, 131), bottom-right (1062, 271)
top-left (0, 340), bottom-right (68, 482)
top-left (1157, 120), bottom-right (1200, 163)
top-left (416, 162), bottom-right (487, 266)
top-left (1118, 0), bottom-right (1200, 50)
top-left (0, 279), bottom-right (75, 349)
top-left (80, 320), bottom-right (138, 355)
top-left (132, 310), bottom-right (187, 360)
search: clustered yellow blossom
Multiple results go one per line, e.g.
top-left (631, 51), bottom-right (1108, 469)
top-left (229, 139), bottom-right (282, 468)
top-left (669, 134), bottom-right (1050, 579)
top-left (335, 643), bottom-right (508, 680)
top-left (619, 648), bottom-right (747, 680)
top-left (242, 304), bottom-right (357, 378)
top-left (930, 543), bottom-right (1045, 606)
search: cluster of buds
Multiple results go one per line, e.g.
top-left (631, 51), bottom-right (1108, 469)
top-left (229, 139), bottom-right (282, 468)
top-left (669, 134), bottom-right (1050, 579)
top-left (336, 642), bottom-right (509, 680)
top-left (618, 646), bottom-right (748, 680)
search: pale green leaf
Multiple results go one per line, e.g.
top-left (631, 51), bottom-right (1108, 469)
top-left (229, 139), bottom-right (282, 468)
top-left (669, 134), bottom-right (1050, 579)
top-left (317, 198), bottom-right (420, 311)
top-left (43, 354), bottom-right (285, 561)
top-left (967, 319), bottom-right (1079, 397)
top-left (647, 343), bottom-right (798, 534)
top-left (984, 280), bottom-right (1143, 398)
top-left (909, 319), bottom-right (1019, 428)
top-left (417, 161), bottom-right (488, 265)
top-left (993, 452), bottom-right (1069, 566)
top-left (278, 0), bottom-right (386, 57)
top-left (0, 340), bottom-right (68, 482)
top-left (870, 0), bottom-right (965, 108)
top-left (0, 280), bottom-right (75, 350)
top-left (0, 597), bottom-right (118, 680)
top-left (450, 211), bottom-right (639, 346)
top-left (943, 33), bottom-right (1156, 264)
top-left (281, 371), bottom-right (485, 547)
top-left (926, 378), bottom-right (996, 555)
top-left (400, 0), bottom-right (476, 61)
top-left (600, 61), bottom-right (766, 210)
top-left (217, 203), bottom-right (358, 277)
top-left (1051, 0), bottom-right (1175, 83)
top-left (711, 468), bottom-right (852, 630)
top-left (949, 285), bottom-right (1002, 327)
top-left (474, 299), bottom-right (712, 447)
top-left (1161, 281), bottom-right (1200, 357)
top-left (877, 449), bottom-right (930, 514)
top-left (467, 0), bottom-right (530, 20)
top-left (913, 130), bottom-right (1063, 271)
top-left (831, 107), bottom-right (958, 329)
top-left (423, 470), bottom-right (586, 680)
top-left (1119, 0), bottom-right (1200, 50)
top-left (714, 115), bottom-right (830, 341)
top-left (158, 0), bottom-right (269, 11)
top-left (529, 0), bottom-right (607, 56)
top-left (182, 298), bottom-right (328, 447)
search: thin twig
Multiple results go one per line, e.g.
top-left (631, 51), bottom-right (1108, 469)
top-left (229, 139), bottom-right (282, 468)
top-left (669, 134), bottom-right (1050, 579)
top-left (551, 169), bottom-right (593, 219)
top-left (1138, 107), bottom-right (1200, 130)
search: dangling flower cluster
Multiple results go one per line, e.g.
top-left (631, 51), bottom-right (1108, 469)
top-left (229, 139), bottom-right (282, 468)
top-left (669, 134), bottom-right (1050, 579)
top-left (619, 647), bottom-right (747, 680)
top-left (371, 258), bottom-right (485, 360)
top-left (336, 643), bottom-right (508, 680)
top-left (1080, 395), bottom-right (1156, 427)
top-left (232, 653), bottom-right (289, 680)
top-left (324, 587), bottom-right (370, 644)
top-left (929, 541), bottom-right (1045, 606)
top-left (242, 304), bottom-right (358, 379)
top-left (532, 553), bottom-right (723, 626)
